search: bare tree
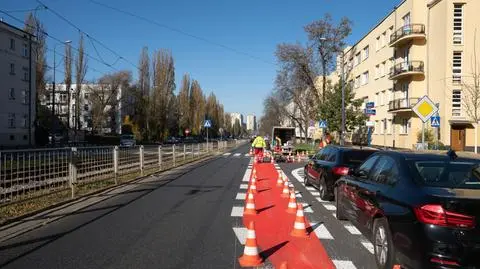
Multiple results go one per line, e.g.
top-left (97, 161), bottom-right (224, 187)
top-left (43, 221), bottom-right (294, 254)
top-left (189, 80), bottom-right (205, 135)
top-left (75, 33), bottom-right (88, 131)
top-left (462, 29), bottom-right (480, 153)
top-left (178, 74), bottom-right (191, 133)
top-left (24, 13), bottom-right (47, 97)
top-left (64, 43), bottom-right (73, 128)
top-left (259, 93), bottom-right (283, 136)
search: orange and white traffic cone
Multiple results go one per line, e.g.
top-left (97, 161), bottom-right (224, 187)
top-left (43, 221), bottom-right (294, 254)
top-left (281, 181), bottom-right (290, 198)
top-left (252, 168), bottom-right (256, 177)
top-left (291, 203), bottom-right (308, 237)
top-left (238, 221), bottom-right (263, 267)
top-left (244, 191), bottom-right (256, 215)
top-left (276, 174), bottom-right (284, 187)
top-left (271, 156), bottom-right (274, 163)
top-left (249, 179), bottom-right (258, 194)
top-left (286, 191), bottom-right (297, 214)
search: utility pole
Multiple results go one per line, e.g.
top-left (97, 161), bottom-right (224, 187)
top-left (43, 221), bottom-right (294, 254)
top-left (341, 51), bottom-right (346, 146)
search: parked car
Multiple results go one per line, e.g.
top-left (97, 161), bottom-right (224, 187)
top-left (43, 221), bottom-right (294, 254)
top-left (120, 134), bottom-right (136, 147)
top-left (335, 150), bottom-right (480, 269)
top-left (304, 145), bottom-right (376, 200)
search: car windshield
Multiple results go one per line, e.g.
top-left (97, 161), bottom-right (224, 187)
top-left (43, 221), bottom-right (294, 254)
top-left (121, 135), bottom-right (134, 140)
top-left (342, 151), bottom-right (375, 166)
top-left (409, 160), bottom-right (480, 189)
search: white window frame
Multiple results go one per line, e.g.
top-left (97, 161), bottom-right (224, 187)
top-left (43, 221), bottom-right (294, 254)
top-left (375, 92), bottom-right (379, 106)
top-left (453, 4), bottom-right (464, 45)
top-left (375, 65), bottom-right (380, 79)
top-left (381, 32), bottom-right (386, 47)
top-left (400, 119), bottom-right (409, 134)
top-left (22, 90), bottom-right (28, 104)
top-left (387, 119), bottom-right (392, 134)
top-left (452, 51), bottom-right (462, 84)
top-left (376, 36), bottom-right (380, 51)
top-left (452, 89), bottom-right (462, 117)
top-left (363, 46), bottom-right (369, 61)
top-left (380, 62), bottom-right (386, 77)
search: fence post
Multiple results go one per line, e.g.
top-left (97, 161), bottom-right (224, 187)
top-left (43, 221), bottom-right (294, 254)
top-left (158, 145), bottom-right (162, 171)
top-left (197, 143), bottom-right (200, 159)
top-left (139, 145), bottom-right (144, 176)
top-left (183, 144), bottom-right (186, 162)
top-left (173, 144), bottom-right (176, 166)
top-left (69, 147), bottom-right (78, 199)
top-left (113, 146), bottom-right (119, 184)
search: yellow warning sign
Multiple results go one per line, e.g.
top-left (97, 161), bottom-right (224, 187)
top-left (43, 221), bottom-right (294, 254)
top-left (412, 96), bottom-right (438, 122)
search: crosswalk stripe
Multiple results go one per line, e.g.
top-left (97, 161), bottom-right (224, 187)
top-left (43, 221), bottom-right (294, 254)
top-left (302, 203), bottom-right (314, 213)
top-left (344, 224), bottom-right (361, 235)
top-left (235, 193), bottom-right (246, 200)
top-left (310, 191), bottom-right (320, 197)
top-left (244, 153), bottom-right (250, 157)
top-left (239, 184), bottom-right (248, 189)
top-left (233, 153), bottom-right (241, 157)
top-left (332, 260), bottom-right (357, 269)
top-left (361, 239), bottom-right (374, 254)
top-left (230, 206), bottom-right (244, 217)
top-left (311, 222), bottom-right (333, 239)
top-left (316, 197), bottom-right (330, 203)
top-left (323, 204), bottom-right (337, 211)
top-left (232, 227), bottom-right (247, 245)
top-left (223, 153), bottom-right (231, 156)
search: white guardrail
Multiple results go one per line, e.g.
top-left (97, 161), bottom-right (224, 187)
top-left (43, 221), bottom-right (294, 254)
top-left (0, 140), bottom-right (245, 206)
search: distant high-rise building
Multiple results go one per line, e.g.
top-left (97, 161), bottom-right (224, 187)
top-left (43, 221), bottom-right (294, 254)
top-left (246, 114), bottom-right (256, 131)
top-left (230, 112), bottom-right (243, 126)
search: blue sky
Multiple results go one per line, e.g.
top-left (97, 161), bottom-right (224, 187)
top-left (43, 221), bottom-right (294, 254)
top-left (2, 0), bottom-right (400, 119)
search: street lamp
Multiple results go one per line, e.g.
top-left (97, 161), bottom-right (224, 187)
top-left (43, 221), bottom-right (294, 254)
top-left (52, 40), bottom-right (71, 134)
top-left (319, 37), bottom-right (346, 145)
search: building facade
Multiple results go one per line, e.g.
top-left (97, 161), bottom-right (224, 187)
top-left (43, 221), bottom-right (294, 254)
top-left (0, 21), bottom-right (36, 147)
top-left (230, 112), bottom-right (244, 127)
top-left (343, 0), bottom-right (480, 150)
top-left (246, 114), bottom-right (256, 131)
top-left (41, 83), bottom-right (123, 134)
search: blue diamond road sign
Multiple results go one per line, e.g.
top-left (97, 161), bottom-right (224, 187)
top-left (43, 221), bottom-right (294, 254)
top-left (319, 120), bottom-right (327, 129)
top-left (430, 116), bottom-right (440, 127)
top-left (204, 120), bottom-right (212, 128)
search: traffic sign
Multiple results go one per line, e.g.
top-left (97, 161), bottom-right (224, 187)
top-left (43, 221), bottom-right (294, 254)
top-left (204, 120), bottom-right (212, 128)
top-left (431, 116), bottom-right (440, 127)
top-left (366, 121), bottom-right (375, 127)
top-left (364, 109), bottom-right (376, 116)
top-left (319, 120), bottom-right (327, 129)
top-left (366, 102), bottom-right (375, 109)
top-left (412, 96), bottom-right (438, 123)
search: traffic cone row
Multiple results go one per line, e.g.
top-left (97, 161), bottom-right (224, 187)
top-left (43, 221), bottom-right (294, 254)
top-left (286, 191), bottom-right (297, 214)
top-left (244, 191), bottom-right (256, 215)
top-left (276, 173), bottom-right (284, 187)
top-left (281, 181), bottom-right (290, 198)
top-left (238, 221), bottom-right (263, 267)
top-left (291, 203), bottom-right (308, 237)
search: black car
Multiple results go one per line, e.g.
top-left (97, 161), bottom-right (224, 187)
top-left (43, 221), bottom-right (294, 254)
top-left (335, 150), bottom-right (480, 269)
top-left (304, 145), bottom-right (376, 200)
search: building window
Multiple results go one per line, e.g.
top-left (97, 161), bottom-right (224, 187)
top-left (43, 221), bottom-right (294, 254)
top-left (363, 46), bottom-right (369, 61)
top-left (84, 104), bottom-right (89, 111)
top-left (452, 51), bottom-right (462, 84)
top-left (22, 114), bottom-right (28, 128)
top-left (452, 89), bottom-right (462, 117)
top-left (387, 119), bottom-right (392, 134)
top-left (9, 88), bottom-right (15, 100)
top-left (10, 63), bottom-right (15, 75)
top-left (361, 71), bottom-right (369, 85)
top-left (376, 36), bottom-right (380, 51)
top-left (22, 90), bottom-right (28, 104)
top-left (387, 26), bottom-right (393, 43)
top-left (84, 93), bottom-right (89, 100)
top-left (380, 119), bottom-right (385, 134)
top-left (380, 62), bottom-right (386, 77)
top-left (380, 91), bottom-right (386, 106)
top-left (387, 88), bottom-right (393, 103)
top-left (355, 76), bottom-right (360, 88)
top-left (354, 52), bottom-right (361, 66)
top-left (381, 32), bottom-right (386, 47)
top-left (23, 43), bottom-right (28, 57)
top-left (375, 92), bottom-right (379, 106)
top-left (60, 93), bottom-right (67, 103)
top-left (8, 113), bottom-right (16, 128)
top-left (375, 65), bottom-right (380, 79)
top-left (10, 135), bottom-right (15, 141)
top-left (453, 4), bottom-right (464, 44)
top-left (400, 119), bottom-right (409, 134)
top-left (375, 121), bottom-right (379, 134)
top-left (23, 71), bottom-right (28, 81)
top-left (10, 38), bottom-right (15, 50)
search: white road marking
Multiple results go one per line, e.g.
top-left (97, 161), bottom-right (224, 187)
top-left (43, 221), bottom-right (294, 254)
top-left (302, 203), bottom-right (314, 213)
top-left (231, 206), bottom-right (244, 217)
top-left (344, 224), bottom-right (361, 235)
top-left (316, 197), bottom-right (329, 203)
top-left (232, 227), bottom-right (247, 245)
top-left (235, 193), bottom-right (246, 200)
top-left (311, 222), bottom-right (333, 239)
top-left (332, 260), bottom-right (357, 269)
top-left (291, 168), bottom-right (304, 182)
top-left (332, 212), bottom-right (336, 218)
top-left (306, 186), bottom-right (316, 191)
top-left (234, 153), bottom-right (241, 157)
top-left (239, 184), bottom-right (248, 189)
top-left (323, 204), bottom-right (337, 211)
top-left (310, 191), bottom-right (320, 196)
top-left (361, 239), bottom-right (375, 254)
top-left (244, 153), bottom-right (250, 157)
top-left (296, 193), bottom-right (302, 198)
top-left (223, 153), bottom-right (231, 156)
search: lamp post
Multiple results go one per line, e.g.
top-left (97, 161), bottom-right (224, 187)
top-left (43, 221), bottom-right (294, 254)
top-left (319, 37), bottom-right (346, 145)
top-left (52, 40), bottom-right (71, 135)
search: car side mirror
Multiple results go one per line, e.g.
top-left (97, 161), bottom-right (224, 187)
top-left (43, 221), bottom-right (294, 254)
top-left (356, 169), bottom-right (368, 179)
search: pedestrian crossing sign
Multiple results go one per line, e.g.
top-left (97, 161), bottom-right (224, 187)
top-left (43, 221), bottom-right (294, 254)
top-left (204, 120), bottom-right (212, 128)
top-left (431, 116), bottom-right (440, 127)
top-left (319, 120), bottom-right (327, 129)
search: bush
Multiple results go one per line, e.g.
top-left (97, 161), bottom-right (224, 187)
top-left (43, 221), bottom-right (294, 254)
top-left (294, 143), bottom-right (317, 155)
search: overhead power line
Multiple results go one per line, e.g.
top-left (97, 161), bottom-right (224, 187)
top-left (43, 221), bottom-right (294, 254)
top-left (86, 0), bottom-right (275, 66)
top-left (36, 0), bottom-right (140, 71)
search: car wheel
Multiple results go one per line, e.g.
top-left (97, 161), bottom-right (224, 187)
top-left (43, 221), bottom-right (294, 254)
top-left (373, 218), bottom-right (395, 269)
top-left (319, 176), bottom-right (332, 201)
top-left (304, 169), bottom-right (311, 186)
top-left (335, 187), bottom-right (347, 220)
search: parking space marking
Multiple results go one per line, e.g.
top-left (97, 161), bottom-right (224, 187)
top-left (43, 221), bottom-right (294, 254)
top-left (232, 227), bottom-right (247, 245)
top-left (230, 206), bottom-right (244, 217)
top-left (311, 222), bottom-right (334, 240)
top-left (235, 193), bottom-right (246, 200)
top-left (332, 260), bottom-right (357, 269)
top-left (344, 224), bottom-right (361, 235)
top-left (323, 204), bottom-right (337, 211)
top-left (361, 239), bottom-right (375, 254)
top-left (239, 184), bottom-right (248, 189)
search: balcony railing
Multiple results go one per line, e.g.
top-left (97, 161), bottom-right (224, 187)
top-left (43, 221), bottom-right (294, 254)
top-left (389, 24), bottom-right (426, 46)
top-left (389, 61), bottom-right (424, 80)
top-left (388, 98), bottom-right (420, 112)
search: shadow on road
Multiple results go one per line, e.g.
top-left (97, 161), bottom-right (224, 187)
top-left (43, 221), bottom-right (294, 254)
top-left (260, 240), bottom-right (289, 260)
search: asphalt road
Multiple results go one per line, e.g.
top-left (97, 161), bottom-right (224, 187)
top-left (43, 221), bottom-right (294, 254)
top-left (0, 144), bottom-right (252, 269)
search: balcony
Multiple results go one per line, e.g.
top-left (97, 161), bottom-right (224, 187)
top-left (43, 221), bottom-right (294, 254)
top-left (388, 98), bottom-right (420, 112)
top-left (389, 61), bottom-right (425, 81)
top-left (389, 24), bottom-right (426, 47)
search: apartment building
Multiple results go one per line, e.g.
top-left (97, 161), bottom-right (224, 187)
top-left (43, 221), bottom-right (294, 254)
top-left (246, 114), bottom-right (257, 131)
top-left (0, 21), bottom-right (36, 147)
top-left (230, 112), bottom-right (244, 127)
top-left (344, 0), bottom-right (480, 150)
top-left (41, 83), bottom-right (123, 134)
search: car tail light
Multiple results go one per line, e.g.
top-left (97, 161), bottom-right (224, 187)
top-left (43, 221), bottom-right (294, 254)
top-left (430, 257), bottom-right (460, 266)
top-left (332, 166), bottom-right (349, 176)
top-left (414, 204), bottom-right (476, 229)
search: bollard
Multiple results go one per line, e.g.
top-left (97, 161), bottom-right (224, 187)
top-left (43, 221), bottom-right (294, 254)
top-left (113, 146), bottom-right (119, 184)
top-left (69, 147), bottom-right (78, 198)
top-left (158, 145), bottom-right (162, 171)
top-left (139, 145), bottom-right (144, 176)
top-left (173, 144), bottom-right (176, 166)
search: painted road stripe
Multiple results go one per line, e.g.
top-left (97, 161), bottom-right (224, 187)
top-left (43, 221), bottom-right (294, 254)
top-left (344, 224), bottom-right (361, 235)
top-left (311, 222), bottom-right (333, 239)
top-left (244, 153), bottom-right (250, 157)
top-left (234, 153), bottom-right (241, 157)
top-left (231, 206), bottom-right (244, 217)
top-left (361, 239), bottom-right (375, 254)
top-left (239, 184), bottom-right (248, 189)
top-left (332, 260), bottom-right (357, 269)
top-left (296, 193), bottom-right (302, 198)
top-left (236, 193), bottom-right (246, 200)
top-left (310, 191), bottom-right (320, 197)
top-left (232, 227), bottom-right (247, 245)
top-left (316, 197), bottom-right (329, 203)
top-left (223, 152), bottom-right (231, 156)
top-left (323, 204), bottom-right (337, 211)
top-left (306, 186), bottom-right (316, 191)
top-left (302, 203), bottom-right (314, 213)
